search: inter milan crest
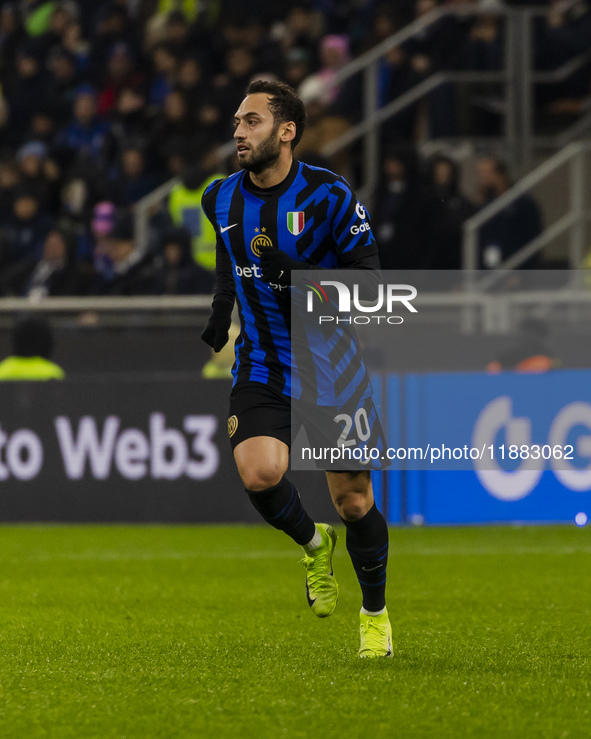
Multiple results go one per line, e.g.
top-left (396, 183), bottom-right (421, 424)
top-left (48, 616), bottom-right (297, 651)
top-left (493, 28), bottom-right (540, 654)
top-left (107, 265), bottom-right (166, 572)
top-left (251, 227), bottom-right (273, 257)
top-left (287, 211), bottom-right (305, 236)
top-left (227, 415), bottom-right (238, 437)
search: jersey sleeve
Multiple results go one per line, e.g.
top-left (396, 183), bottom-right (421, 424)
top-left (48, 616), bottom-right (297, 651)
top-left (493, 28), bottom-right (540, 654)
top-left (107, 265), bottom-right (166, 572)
top-left (201, 179), bottom-right (222, 226)
top-left (201, 179), bottom-right (235, 307)
top-left (328, 177), bottom-right (380, 268)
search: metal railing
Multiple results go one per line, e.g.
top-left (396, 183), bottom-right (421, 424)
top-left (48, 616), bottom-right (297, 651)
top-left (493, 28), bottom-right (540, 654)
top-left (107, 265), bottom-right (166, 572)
top-left (463, 141), bottom-right (591, 275)
top-left (5, 280), bottom-right (591, 337)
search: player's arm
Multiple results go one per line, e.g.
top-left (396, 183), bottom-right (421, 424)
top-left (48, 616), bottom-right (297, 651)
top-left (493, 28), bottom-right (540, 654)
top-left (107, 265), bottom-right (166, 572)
top-left (201, 233), bottom-right (235, 352)
top-left (201, 184), bottom-right (235, 352)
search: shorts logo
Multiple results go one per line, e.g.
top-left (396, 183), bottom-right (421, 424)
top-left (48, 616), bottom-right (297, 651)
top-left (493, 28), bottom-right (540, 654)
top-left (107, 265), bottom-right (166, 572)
top-left (287, 211), bottom-right (305, 235)
top-left (251, 234), bottom-right (273, 257)
top-left (228, 415), bottom-right (239, 438)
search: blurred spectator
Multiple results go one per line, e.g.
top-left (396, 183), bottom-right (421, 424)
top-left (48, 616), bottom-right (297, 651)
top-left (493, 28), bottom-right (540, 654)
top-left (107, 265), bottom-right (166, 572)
top-left (109, 145), bottom-right (162, 206)
top-left (45, 47), bottom-right (80, 124)
top-left (214, 46), bottom-right (257, 120)
top-left (537, 0), bottom-right (591, 68)
top-left (76, 199), bottom-right (116, 264)
top-left (0, 4), bottom-right (26, 89)
top-left (0, 159), bottom-right (20, 220)
top-left (535, 0), bottom-right (591, 120)
top-left (298, 76), bottom-right (351, 176)
top-left (105, 86), bottom-right (152, 163)
top-left (16, 140), bottom-right (60, 209)
top-left (282, 47), bottom-right (313, 90)
top-left (35, 2), bottom-right (80, 59)
top-left (176, 54), bottom-right (209, 108)
top-left (373, 145), bottom-right (449, 269)
top-left (301, 34), bottom-right (350, 108)
top-left (24, 227), bottom-right (91, 297)
top-left (1, 184), bottom-right (51, 271)
top-left (149, 88), bottom-right (194, 172)
top-left (168, 157), bottom-right (225, 272)
top-left (5, 44), bottom-right (48, 143)
top-left (190, 99), bottom-right (226, 157)
top-left (426, 154), bottom-right (476, 269)
top-left (58, 163), bottom-right (107, 238)
top-left (474, 155), bottom-right (543, 269)
top-left (61, 18), bottom-right (90, 70)
top-left (146, 227), bottom-right (214, 295)
top-left (486, 318), bottom-right (558, 373)
top-left (401, 0), bottom-right (465, 137)
top-left (148, 41), bottom-right (179, 106)
top-left (0, 316), bottom-right (64, 380)
top-left (87, 3), bottom-right (135, 81)
top-left (154, 1), bottom-right (201, 24)
top-left (23, 0), bottom-right (55, 37)
top-left (92, 212), bottom-right (148, 295)
top-left (28, 108), bottom-right (59, 144)
top-left (96, 41), bottom-right (145, 116)
top-left (55, 85), bottom-right (110, 167)
top-left (162, 10), bottom-right (190, 53)
top-left (277, 4), bottom-right (323, 62)
top-left (462, 0), bottom-right (506, 136)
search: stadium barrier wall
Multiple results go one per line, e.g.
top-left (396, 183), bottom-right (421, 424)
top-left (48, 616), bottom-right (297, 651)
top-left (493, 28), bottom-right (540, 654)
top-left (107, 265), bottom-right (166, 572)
top-left (390, 370), bottom-right (591, 525)
top-left (0, 380), bottom-right (336, 524)
top-left (2, 372), bottom-right (590, 525)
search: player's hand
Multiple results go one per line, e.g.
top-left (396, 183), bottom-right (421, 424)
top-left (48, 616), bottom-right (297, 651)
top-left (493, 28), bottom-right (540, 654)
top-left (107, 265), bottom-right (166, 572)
top-left (258, 245), bottom-right (300, 287)
top-left (201, 300), bottom-right (233, 352)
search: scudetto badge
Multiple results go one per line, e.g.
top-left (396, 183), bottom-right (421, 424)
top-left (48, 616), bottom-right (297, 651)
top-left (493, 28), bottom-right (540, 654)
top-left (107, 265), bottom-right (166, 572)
top-left (287, 211), bottom-right (305, 235)
top-left (227, 415), bottom-right (239, 437)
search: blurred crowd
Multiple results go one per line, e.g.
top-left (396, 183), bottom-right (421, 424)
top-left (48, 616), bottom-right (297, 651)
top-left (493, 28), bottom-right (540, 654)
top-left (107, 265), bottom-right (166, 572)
top-left (0, 0), bottom-right (587, 296)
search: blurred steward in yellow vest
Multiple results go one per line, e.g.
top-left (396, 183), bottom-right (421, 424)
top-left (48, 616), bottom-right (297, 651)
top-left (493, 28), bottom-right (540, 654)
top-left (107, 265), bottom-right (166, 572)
top-left (202, 321), bottom-right (240, 380)
top-left (168, 161), bottom-right (225, 272)
top-left (0, 316), bottom-right (64, 380)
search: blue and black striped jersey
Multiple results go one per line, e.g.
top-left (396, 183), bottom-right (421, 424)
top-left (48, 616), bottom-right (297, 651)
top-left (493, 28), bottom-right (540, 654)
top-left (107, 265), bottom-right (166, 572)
top-left (202, 159), bottom-right (379, 398)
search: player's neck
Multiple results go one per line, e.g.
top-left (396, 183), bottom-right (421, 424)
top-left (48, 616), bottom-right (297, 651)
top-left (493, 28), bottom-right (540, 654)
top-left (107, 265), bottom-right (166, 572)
top-left (248, 152), bottom-right (293, 189)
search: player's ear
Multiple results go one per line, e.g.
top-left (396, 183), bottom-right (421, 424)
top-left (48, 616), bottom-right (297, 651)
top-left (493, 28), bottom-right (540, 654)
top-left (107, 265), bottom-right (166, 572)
top-left (281, 121), bottom-right (296, 144)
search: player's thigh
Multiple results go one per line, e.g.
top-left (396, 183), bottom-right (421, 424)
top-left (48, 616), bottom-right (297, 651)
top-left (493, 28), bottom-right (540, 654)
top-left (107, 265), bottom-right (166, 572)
top-left (234, 435), bottom-right (290, 490)
top-left (228, 382), bottom-right (292, 490)
top-left (326, 470), bottom-right (374, 520)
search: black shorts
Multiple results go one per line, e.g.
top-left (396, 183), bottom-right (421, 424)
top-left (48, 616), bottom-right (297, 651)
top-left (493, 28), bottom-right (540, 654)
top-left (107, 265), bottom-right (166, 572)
top-left (227, 381), bottom-right (387, 471)
top-left (227, 382), bottom-right (292, 450)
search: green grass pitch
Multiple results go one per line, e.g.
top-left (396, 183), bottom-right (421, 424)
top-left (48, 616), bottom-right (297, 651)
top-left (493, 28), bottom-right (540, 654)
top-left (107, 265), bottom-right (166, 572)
top-left (1, 524), bottom-right (590, 738)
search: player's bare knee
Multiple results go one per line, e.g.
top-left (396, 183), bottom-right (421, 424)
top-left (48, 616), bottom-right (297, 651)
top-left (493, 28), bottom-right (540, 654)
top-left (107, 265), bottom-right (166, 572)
top-left (241, 466), bottom-right (285, 492)
top-left (338, 496), bottom-right (369, 521)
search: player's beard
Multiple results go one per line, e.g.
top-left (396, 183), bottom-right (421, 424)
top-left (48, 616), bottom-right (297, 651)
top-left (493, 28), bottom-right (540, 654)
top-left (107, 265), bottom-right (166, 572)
top-left (238, 124), bottom-right (282, 175)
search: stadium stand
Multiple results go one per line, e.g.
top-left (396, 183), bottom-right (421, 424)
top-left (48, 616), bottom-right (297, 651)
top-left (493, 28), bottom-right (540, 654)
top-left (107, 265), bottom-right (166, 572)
top-left (0, 1), bottom-right (590, 294)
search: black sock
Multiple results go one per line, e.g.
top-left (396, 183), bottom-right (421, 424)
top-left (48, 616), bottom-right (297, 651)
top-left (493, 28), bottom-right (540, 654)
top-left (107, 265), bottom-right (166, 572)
top-left (341, 503), bottom-right (389, 612)
top-left (246, 476), bottom-right (316, 546)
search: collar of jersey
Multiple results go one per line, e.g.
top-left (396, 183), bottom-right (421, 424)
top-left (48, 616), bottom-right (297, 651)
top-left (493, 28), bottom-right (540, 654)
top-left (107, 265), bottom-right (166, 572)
top-left (240, 159), bottom-right (301, 201)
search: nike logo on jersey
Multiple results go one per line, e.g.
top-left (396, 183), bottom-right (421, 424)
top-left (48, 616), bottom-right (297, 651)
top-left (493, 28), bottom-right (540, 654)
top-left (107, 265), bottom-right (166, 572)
top-left (361, 564), bottom-right (384, 572)
top-left (221, 224), bottom-right (237, 233)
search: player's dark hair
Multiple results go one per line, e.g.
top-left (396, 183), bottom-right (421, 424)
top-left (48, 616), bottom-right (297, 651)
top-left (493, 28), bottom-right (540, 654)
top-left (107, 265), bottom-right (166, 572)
top-left (245, 80), bottom-right (306, 150)
top-left (12, 316), bottom-right (54, 359)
